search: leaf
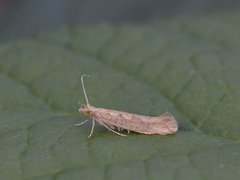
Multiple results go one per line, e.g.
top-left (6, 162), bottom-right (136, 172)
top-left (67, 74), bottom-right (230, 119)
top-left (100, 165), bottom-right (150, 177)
top-left (1, 13), bottom-right (240, 180)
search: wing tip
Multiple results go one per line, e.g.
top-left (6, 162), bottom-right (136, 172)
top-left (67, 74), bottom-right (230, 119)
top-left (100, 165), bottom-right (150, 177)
top-left (160, 112), bottom-right (178, 134)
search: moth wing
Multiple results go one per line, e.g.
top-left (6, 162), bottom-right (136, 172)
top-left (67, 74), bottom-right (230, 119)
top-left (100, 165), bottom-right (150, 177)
top-left (150, 112), bottom-right (178, 135)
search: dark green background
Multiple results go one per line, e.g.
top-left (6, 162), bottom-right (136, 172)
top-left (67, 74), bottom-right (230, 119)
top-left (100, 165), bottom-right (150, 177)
top-left (1, 0), bottom-right (240, 42)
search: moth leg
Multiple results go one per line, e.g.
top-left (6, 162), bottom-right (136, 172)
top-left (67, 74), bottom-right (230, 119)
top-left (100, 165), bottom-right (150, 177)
top-left (127, 129), bottom-right (130, 134)
top-left (109, 125), bottom-right (115, 129)
top-left (117, 127), bottom-right (124, 131)
top-left (87, 118), bottom-right (95, 139)
top-left (74, 116), bottom-right (92, 126)
top-left (101, 123), bottom-right (127, 137)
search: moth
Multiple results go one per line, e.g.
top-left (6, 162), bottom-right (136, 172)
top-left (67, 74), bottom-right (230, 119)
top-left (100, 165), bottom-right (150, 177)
top-left (74, 74), bottom-right (178, 138)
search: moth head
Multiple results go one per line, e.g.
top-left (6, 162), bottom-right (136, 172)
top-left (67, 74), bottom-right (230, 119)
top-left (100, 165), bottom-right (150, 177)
top-left (78, 102), bottom-right (91, 115)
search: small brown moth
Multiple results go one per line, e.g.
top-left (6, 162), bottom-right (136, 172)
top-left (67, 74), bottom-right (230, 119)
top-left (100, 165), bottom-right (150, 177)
top-left (74, 74), bottom-right (178, 138)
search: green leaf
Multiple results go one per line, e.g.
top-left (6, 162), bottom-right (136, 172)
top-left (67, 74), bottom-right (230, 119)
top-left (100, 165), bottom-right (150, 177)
top-left (1, 13), bottom-right (240, 180)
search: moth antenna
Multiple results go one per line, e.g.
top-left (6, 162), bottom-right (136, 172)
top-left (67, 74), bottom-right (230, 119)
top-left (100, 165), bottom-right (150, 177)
top-left (81, 74), bottom-right (90, 105)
